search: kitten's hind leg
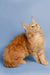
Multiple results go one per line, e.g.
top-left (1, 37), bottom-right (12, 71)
top-left (3, 45), bottom-right (26, 67)
top-left (38, 50), bottom-right (48, 65)
top-left (20, 60), bottom-right (26, 64)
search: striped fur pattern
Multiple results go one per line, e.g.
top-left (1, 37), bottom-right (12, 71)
top-left (3, 17), bottom-right (48, 67)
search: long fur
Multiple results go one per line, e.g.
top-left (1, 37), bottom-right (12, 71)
top-left (3, 17), bottom-right (48, 67)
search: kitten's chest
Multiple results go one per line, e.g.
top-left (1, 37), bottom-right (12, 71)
top-left (34, 33), bottom-right (42, 41)
top-left (29, 33), bottom-right (44, 48)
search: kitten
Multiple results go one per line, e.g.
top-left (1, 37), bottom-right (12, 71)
top-left (3, 17), bottom-right (48, 67)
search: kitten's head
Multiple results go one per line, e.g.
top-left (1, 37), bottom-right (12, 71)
top-left (21, 17), bottom-right (42, 35)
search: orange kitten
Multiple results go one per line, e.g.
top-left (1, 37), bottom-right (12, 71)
top-left (3, 17), bottom-right (48, 67)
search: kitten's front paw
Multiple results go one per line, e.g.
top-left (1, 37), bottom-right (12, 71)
top-left (42, 61), bottom-right (48, 65)
top-left (36, 60), bottom-right (40, 63)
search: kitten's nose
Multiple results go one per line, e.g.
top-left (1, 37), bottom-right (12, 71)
top-left (36, 24), bottom-right (38, 27)
top-left (36, 24), bottom-right (39, 28)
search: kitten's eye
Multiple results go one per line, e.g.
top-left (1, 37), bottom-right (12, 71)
top-left (32, 26), bottom-right (34, 28)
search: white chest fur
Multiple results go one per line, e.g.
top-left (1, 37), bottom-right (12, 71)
top-left (34, 33), bottom-right (41, 40)
top-left (32, 33), bottom-right (44, 45)
top-left (29, 33), bottom-right (44, 49)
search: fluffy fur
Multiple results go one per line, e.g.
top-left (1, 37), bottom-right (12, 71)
top-left (3, 17), bottom-right (48, 67)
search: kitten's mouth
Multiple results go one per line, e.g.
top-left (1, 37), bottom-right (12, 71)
top-left (34, 28), bottom-right (39, 32)
top-left (34, 30), bottom-right (37, 32)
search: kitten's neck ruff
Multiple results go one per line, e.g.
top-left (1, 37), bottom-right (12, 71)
top-left (25, 32), bottom-right (43, 39)
top-left (25, 32), bottom-right (44, 45)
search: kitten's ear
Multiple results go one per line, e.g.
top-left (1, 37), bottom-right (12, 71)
top-left (31, 16), bottom-right (35, 23)
top-left (21, 22), bottom-right (29, 30)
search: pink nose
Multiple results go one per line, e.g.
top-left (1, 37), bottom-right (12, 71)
top-left (36, 24), bottom-right (38, 27)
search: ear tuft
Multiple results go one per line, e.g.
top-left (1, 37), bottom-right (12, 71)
top-left (31, 16), bottom-right (35, 23)
top-left (21, 22), bottom-right (29, 30)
